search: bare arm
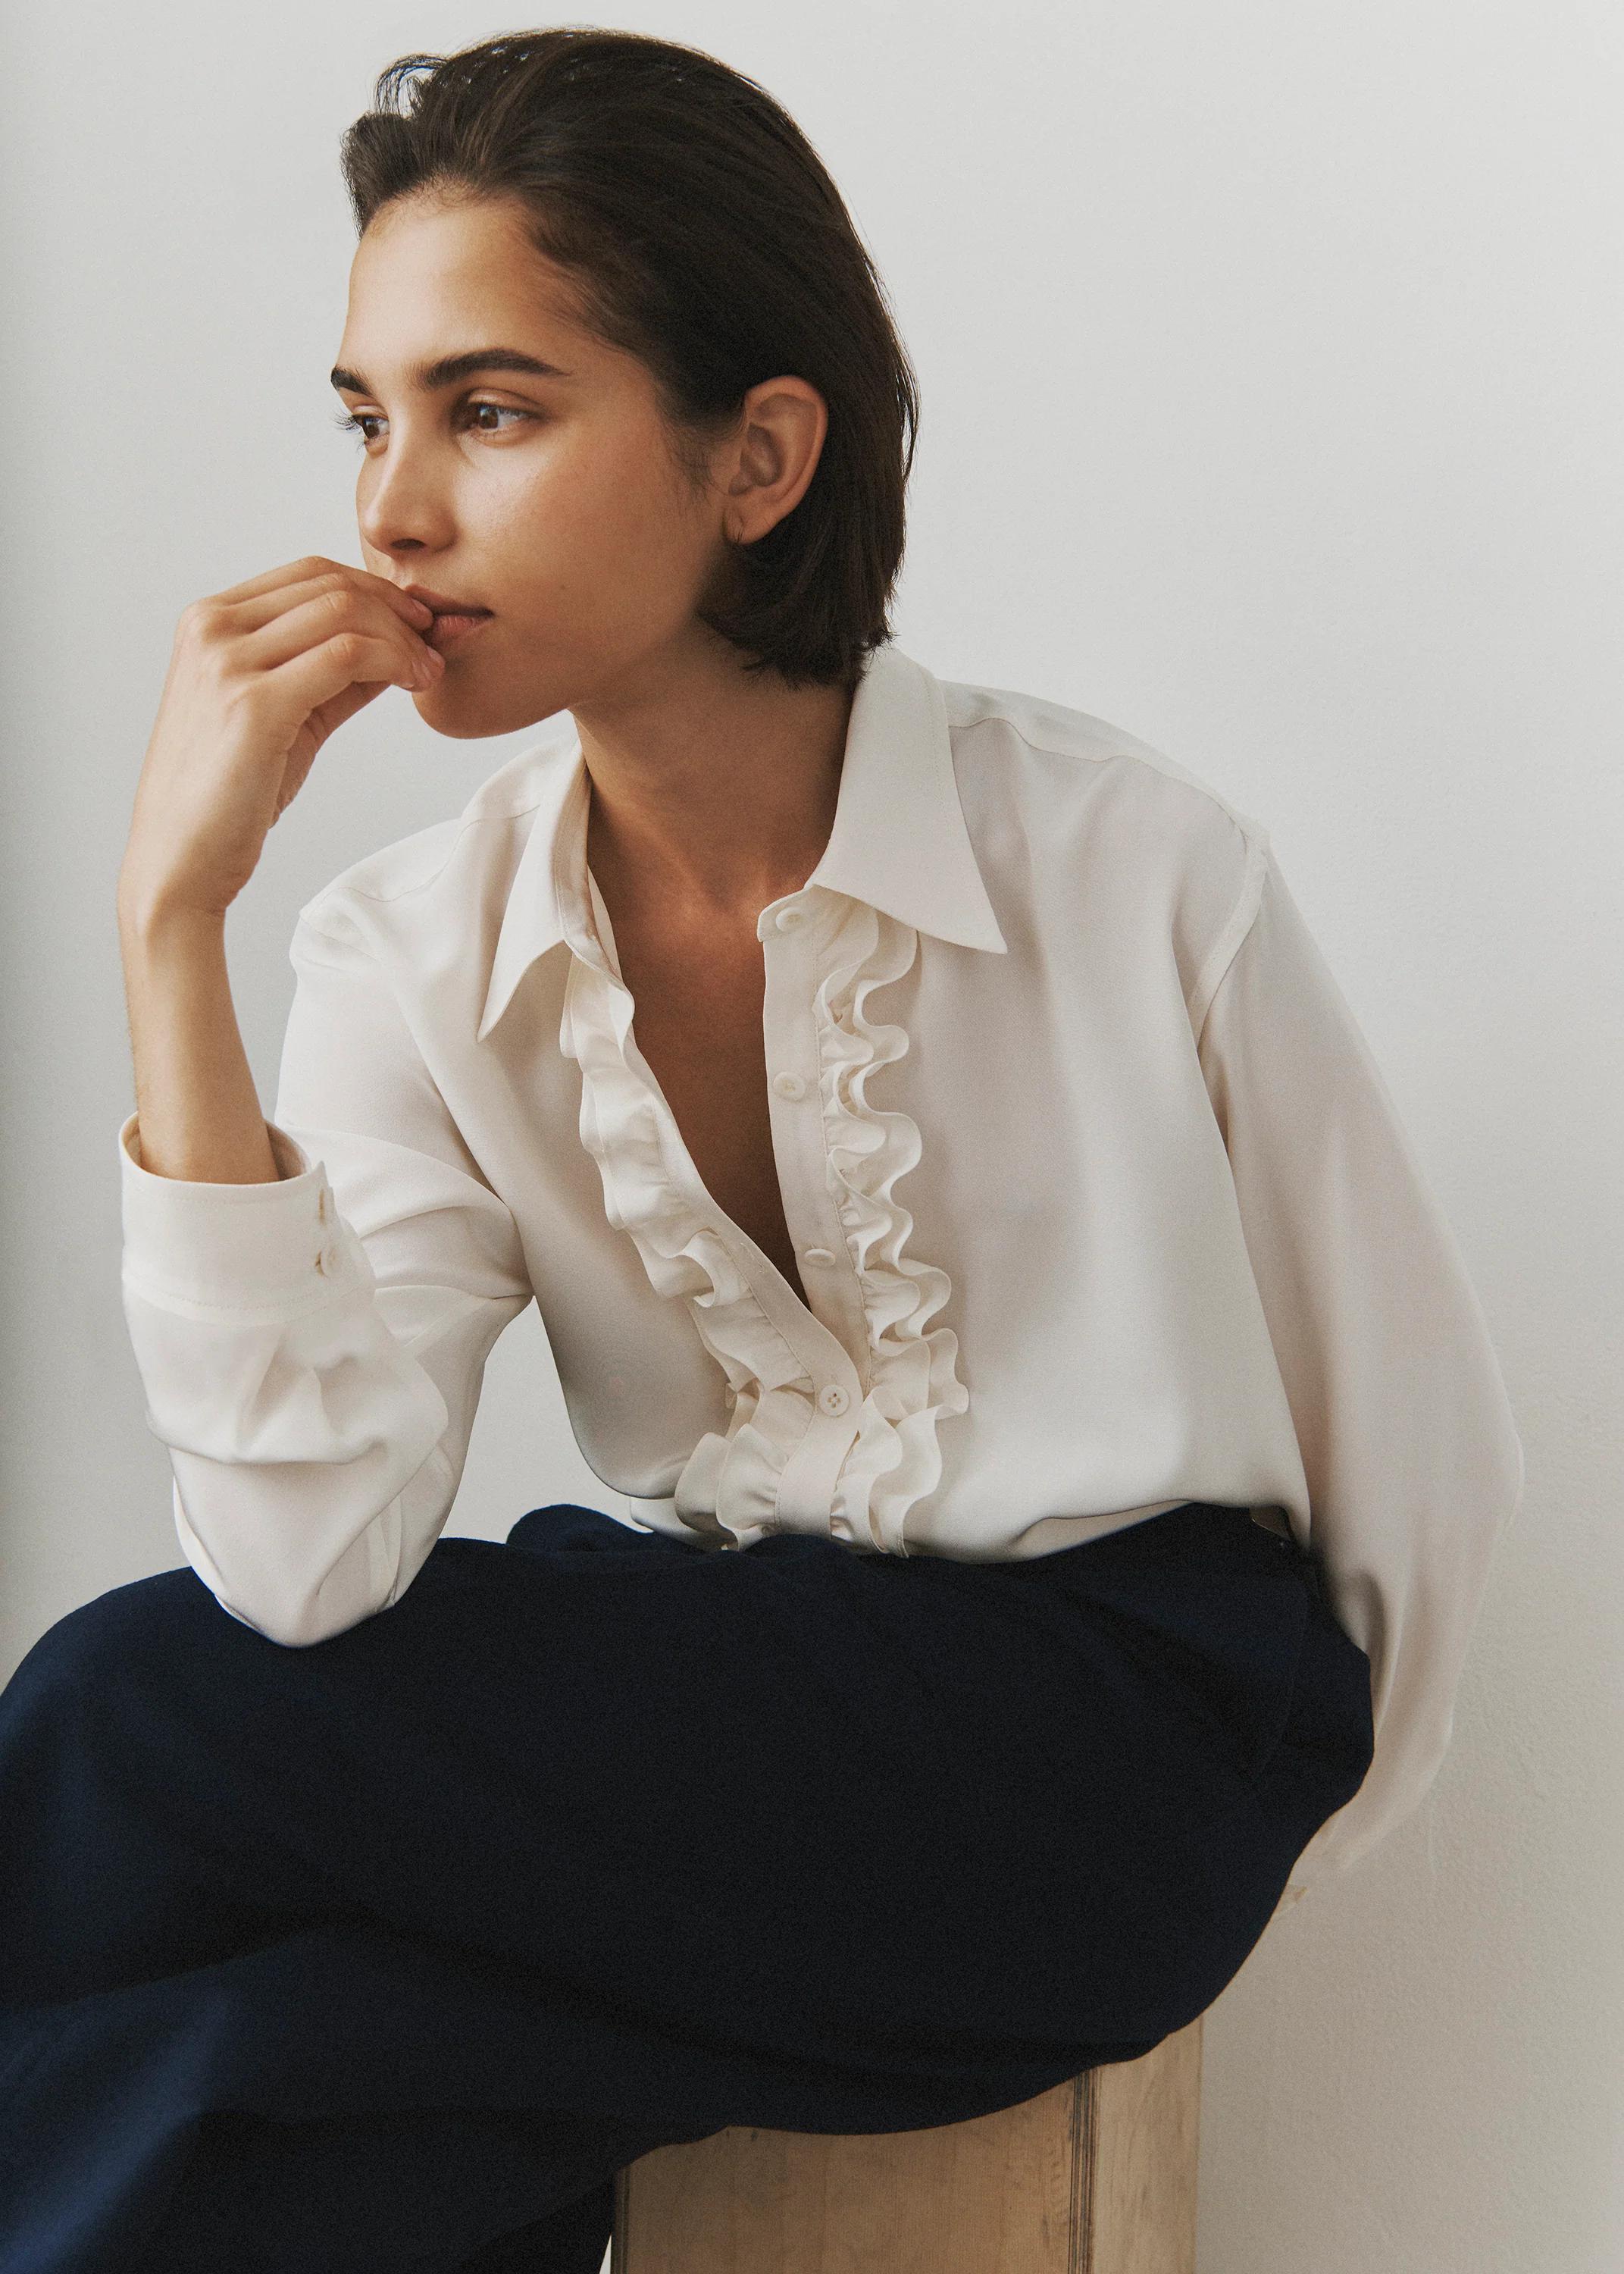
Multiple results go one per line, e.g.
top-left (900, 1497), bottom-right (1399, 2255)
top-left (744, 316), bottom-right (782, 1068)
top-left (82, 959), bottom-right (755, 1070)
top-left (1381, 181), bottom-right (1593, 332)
top-left (116, 900), bottom-right (280, 1185)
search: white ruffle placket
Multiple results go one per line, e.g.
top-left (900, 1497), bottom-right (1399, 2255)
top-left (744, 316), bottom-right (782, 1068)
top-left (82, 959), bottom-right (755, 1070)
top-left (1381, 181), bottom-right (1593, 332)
top-left (552, 793), bottom-right (967, 1557)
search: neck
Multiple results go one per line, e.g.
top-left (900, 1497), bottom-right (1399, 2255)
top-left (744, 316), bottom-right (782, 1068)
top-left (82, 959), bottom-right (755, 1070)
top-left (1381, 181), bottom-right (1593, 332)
top-left (573, 639), bottom-right (856, 928)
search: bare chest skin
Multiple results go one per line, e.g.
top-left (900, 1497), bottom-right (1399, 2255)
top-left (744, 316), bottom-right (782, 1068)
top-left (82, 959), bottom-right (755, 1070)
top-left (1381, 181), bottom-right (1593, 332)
top-left (600, 894), bottom-right (813, 1316)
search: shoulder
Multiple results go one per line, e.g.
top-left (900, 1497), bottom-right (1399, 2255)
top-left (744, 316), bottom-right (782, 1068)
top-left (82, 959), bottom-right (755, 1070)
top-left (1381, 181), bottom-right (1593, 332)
top-left (937, 670), bottom-right (1275, 1021)
top-left (293, 725), bottom-right (575, 952)
top-left (941, 672), bottom-right (1270, 864)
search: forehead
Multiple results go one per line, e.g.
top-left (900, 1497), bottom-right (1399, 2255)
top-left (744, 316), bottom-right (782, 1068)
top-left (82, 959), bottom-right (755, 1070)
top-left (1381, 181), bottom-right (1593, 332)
top-left (340, 197), bottom-right (592, 364)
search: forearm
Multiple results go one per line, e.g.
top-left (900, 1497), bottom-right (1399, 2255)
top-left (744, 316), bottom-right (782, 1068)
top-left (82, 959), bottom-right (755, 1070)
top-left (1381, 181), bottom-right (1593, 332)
top-left (117, 889), bottom-right (280, 1185)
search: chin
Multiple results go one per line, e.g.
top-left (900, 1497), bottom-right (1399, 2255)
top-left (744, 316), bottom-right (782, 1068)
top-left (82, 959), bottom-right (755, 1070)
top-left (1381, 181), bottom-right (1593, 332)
top-left (414, 678), bottom-right (569, 741)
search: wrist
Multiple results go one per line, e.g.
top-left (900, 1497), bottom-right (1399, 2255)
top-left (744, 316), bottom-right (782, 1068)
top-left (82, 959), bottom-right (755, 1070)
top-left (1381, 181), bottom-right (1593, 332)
top-left (117, 878), bottom-right (229, 947)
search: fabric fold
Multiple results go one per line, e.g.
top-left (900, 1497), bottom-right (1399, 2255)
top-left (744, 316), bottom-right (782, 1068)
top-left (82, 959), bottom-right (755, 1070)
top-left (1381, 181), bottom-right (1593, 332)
top-left (558, 887), bottom-right (968, 1558)
top-left (812, 901), bottom-right (970, 1555)
top-left (559, 947), bottom-right (813, 1549)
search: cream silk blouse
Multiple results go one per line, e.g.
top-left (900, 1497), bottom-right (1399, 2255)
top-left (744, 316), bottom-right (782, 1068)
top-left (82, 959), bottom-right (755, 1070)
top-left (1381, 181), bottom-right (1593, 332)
top-left (116, 638), bottom-right (1525, 1905)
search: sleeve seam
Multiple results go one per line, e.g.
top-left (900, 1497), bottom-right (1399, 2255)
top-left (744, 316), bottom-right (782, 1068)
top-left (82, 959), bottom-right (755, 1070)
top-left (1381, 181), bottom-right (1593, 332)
top-left (1190, 825), bottom-right (1272, 1048)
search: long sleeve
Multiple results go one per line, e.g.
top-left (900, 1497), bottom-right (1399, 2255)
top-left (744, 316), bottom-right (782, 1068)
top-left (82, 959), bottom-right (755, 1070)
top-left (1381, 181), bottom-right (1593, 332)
top-left (1196, 843), bottom-right (1525, 1902)
top-left (118, 905), bottom-right (534, 1648)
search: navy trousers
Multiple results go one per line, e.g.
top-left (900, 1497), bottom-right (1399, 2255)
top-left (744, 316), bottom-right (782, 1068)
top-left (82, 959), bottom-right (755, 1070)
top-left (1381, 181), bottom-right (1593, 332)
top-left (0, 1498), bottom-right (1374, 2274)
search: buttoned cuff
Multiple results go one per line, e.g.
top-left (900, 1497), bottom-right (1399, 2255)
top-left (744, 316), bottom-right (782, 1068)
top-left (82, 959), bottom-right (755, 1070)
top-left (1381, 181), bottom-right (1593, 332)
top-left (118, 1110), bottom-right (356, 1313)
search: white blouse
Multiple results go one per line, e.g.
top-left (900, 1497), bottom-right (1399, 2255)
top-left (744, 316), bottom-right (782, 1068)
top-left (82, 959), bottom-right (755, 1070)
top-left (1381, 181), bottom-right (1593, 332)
top-left (117, 638), bottom-right (1524, 1906)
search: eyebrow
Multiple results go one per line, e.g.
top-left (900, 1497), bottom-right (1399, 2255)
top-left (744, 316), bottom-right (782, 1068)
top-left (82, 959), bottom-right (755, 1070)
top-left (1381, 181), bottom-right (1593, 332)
top-left (329, 348), bottom-right (574, 396)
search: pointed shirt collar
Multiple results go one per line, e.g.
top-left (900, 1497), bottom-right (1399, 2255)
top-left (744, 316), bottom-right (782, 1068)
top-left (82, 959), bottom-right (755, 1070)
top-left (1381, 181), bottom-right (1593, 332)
top-left (475, 640), bottom-right (1006, 1044)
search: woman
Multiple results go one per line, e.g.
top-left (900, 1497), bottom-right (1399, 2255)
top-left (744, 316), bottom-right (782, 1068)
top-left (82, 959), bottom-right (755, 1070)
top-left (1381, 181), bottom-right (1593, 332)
top-left (0, 27), bottom-right (1522, 2274)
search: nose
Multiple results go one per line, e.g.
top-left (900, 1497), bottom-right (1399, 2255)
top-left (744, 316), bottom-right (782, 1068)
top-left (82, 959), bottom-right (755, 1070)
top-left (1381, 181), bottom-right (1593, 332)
top-left (355, 428), bottom-right (455, 561)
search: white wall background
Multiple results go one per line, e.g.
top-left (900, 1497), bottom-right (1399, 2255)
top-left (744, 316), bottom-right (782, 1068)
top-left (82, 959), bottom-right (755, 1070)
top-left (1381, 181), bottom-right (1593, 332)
top-left (3, 4), bottom-right (1619, 2269)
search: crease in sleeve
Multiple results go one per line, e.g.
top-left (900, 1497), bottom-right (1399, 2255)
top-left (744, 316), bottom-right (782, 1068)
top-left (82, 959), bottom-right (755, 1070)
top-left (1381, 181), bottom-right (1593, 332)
top-left (115, 901), bottom-right (534, 1646)
top-left (1194, 842), bottom-right (1525, 1897)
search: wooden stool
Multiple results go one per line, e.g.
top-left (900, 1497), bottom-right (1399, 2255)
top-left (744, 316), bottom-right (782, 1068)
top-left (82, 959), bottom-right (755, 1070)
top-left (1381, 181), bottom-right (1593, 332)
top-left (612, 2015), bottom-right (1203, 2273)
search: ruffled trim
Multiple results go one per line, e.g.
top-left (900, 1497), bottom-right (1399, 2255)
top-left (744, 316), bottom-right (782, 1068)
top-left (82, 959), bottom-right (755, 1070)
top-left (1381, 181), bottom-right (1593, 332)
top-left (560, 951), bottom-right (809, 1546)
top-left (559, 889), bottom-right (967, 1555)
top-left (812, 901), bottom-right (969, 1552)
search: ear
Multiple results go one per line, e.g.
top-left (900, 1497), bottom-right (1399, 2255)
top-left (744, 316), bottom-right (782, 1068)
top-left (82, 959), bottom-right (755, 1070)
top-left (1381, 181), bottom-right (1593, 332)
top-left (724, 377), bottom-right (829, 543)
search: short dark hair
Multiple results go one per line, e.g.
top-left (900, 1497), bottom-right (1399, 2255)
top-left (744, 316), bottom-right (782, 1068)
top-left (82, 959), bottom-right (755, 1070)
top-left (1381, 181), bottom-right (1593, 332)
top-left (337, 27), bottom-right (920, 691)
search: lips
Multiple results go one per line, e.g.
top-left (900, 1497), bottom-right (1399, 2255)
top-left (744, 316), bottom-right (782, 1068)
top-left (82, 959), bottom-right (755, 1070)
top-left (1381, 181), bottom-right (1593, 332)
top-left (396, 584), bottom-right (494, 659)
top-left (424, 610), bottom-right (493, 653)
top-left (400, 581), bottom-right (490, 612)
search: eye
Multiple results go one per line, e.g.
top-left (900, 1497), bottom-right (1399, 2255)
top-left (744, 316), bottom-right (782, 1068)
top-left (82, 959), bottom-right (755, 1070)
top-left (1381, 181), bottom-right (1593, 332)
top-left (330, 402), bottom-right (537, 446)
top-left (464, 402), bottom-right (534, 435)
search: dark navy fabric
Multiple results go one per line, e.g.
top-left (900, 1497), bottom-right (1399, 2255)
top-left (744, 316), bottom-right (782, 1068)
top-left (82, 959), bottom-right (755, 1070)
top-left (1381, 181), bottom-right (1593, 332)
top-left (0, 1498), bottom-right (1373, 2274)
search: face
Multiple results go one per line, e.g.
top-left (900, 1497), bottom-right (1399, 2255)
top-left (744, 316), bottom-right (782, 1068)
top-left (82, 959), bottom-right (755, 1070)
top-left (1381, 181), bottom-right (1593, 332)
top-left (333, 195), bottom-right (778, 738)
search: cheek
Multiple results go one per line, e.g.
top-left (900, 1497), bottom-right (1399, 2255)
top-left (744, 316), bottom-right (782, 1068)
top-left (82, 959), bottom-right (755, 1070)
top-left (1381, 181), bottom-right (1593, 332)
top-left (480, 427), bottom-right (715, 653)
top-left (544, 428), bottom-right (706, 578)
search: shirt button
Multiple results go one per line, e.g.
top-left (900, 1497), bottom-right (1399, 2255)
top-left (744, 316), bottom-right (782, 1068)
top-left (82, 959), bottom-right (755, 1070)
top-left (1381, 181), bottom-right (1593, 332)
top-left (802, 1246), bottom-right (835, 1267)
top-left (818, 1383), bottom-right (850, 1416)
top-left (317, 1240), bottom-right (343, 1277)
top-left (774, 907), bottom-right (806, 931)
top-left (771, 1072), bottom-right (806, 1100)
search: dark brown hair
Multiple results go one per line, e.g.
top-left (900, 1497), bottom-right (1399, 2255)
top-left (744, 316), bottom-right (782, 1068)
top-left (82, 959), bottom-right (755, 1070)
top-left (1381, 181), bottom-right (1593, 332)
top-left (337, 27), bottom-right (920, 690)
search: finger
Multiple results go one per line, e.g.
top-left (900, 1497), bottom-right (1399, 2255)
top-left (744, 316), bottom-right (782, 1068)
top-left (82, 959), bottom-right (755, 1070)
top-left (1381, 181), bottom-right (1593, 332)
top-left (217, 575), bottom-right (434, 644)
top-left (234, 590), bottom-right (440, 684)
top-left (303, 675), bottom-right (393, 745)
top-left (208, 556), bottom-right (435, 631)
top-left (239, 631), bottom-right (440, 750)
